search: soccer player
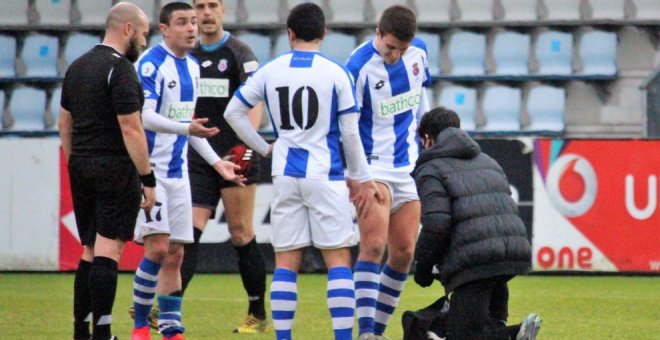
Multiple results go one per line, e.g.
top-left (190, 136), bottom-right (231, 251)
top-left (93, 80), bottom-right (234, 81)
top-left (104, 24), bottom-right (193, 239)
top-left (345, 5), bottom-right (432, 339)
top-left (224, 4), bottom-right (382, 339)
top-left (181, 0), bottom-right (270, 333)
top-left (130, 3), bottom-right (243, 340)
top-left (60, 3), bottom-right (154, 340)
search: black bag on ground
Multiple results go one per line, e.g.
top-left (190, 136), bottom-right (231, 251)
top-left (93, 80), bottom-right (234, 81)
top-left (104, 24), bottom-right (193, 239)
top-left (402, 295), bottom-right (450, 340)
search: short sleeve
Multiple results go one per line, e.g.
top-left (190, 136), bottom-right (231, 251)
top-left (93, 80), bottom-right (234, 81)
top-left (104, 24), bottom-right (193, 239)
top-left (136, 58), bottom-right (161, 101)
top-left (109, 59), bottom-right (143, 115)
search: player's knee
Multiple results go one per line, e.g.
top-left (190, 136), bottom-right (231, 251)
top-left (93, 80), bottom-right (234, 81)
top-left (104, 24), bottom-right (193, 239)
top-left (228, 223), bottom-right (253, 245)
top-left (390, 242), bottom-right (415, 267)
top-left (359, 238), bottom-right (387, 261)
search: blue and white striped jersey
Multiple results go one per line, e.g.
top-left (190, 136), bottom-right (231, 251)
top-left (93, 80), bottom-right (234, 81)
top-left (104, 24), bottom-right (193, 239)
top-left (235, 50), bottom-right (359, 180)
top-left (347, 38), bottom-right (432, 181)
top-left (136, 42), bottom-right (199, 179)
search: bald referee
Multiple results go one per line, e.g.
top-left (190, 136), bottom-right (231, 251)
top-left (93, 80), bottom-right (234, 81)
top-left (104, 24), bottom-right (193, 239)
top-left (58, 3), bottom-right (155, 340)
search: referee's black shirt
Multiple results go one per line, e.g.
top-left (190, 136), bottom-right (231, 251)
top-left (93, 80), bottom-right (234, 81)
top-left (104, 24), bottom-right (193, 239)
top-left (61, 45), bottom-right (144, 158)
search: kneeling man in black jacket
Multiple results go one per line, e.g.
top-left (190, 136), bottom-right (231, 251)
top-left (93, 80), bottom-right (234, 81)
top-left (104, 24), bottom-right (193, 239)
top-left (412, 107), bottom-right (541, 340)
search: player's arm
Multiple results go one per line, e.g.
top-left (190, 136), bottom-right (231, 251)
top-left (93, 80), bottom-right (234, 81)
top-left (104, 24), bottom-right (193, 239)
top-left (188, 136), bottom-right (245, 186)
top-left (58, 107), bottom-right (73, 162)
top-left (224, 73), bottom-right (270, 157)
top-left (247, 102), bottom-right (264, 130)
top-left (141, 104), bottom-right (218, 138)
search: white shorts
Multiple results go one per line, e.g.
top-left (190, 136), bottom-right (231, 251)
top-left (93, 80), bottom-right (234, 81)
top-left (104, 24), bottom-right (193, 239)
top-left (134, 176), bottom-right (193, 244)
top-left (270, 176), bottom-right (358, 252)
top-left (370, 168), bottom-right (419, 213)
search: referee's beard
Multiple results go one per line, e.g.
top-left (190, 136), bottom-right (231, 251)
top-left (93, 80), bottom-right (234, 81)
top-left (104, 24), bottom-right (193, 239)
top-left (126, 34), bottom-right (143, 63)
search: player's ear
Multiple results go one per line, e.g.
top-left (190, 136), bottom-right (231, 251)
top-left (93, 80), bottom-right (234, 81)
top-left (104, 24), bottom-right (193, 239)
top-left (287, 28), bottom-right (296, 42)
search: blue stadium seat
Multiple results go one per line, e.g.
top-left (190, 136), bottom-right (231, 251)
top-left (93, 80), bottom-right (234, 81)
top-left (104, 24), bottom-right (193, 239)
top-left (21, 34), bottom-right (59, 77)
top-left (320, 32), bottom-right (357, 63)
top-left (8, 87), bottom-right (47, 131)
top-left (34, 0), bottom-right (71, 26)
top-left (0, 35), bottom-right (17, 78)
top-left (0, 1), bottom-right (29, 26)
top-left (242, 0), bottom-right (280, 25)
top-left (417, 32), bottom-right (441, 77)
top-left (439, 85), bottom-right (477, 131)
top-left (447, 31), bottom-right (486, 75)
top-left (534, 30), bottom-right (573, 75)
top-left (539, 0), bottom-right (581, 21)
top-left (273, 32), bottom-right (291, 58)
top-left (327, 0), bottom-right (367, 24)
top-left (77, 0), bottom-right (113, 26)
top-left (587, 0), bottom-right (625, 20)
top-left (415, 0), bottom-right (452, 24)
top-left (236, 32), bottom-right (272, 63)
top-left (119, 0), bottom-right (156, 24)
top-left (481, 85), bottom-right (521, 132)
top-left (64, 33), bottom-right (100, 69)
top-left (49, 86), bottom-right (62, 130)
top-left (579, 30), bottom-right (617, 76)
top-left (526, 85), bottom-right (565, 133)
top-left (496, 0), bottom-right (537, 22)
top-left (631, 0), bottom-right (660, 20)
top-left (456, 0), bottom-right (493, 22)
top-left (492, 31), bottom-right (530, 75)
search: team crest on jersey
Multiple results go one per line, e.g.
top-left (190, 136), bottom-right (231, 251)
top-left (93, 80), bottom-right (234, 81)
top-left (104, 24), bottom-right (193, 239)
top-left (201, 60), bottom-right (212, 68)
top-left (218, 59), bottom-right (228, 72)
top-left (413, 62), bottom-right (419, 76)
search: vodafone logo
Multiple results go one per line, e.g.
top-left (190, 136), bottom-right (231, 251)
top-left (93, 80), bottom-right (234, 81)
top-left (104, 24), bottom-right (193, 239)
top-left (546, 154), bottom-right (597, 217)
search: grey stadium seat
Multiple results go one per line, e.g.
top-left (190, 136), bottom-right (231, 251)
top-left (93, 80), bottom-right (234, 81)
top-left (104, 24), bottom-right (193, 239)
top-left (629, 0), bottom-right (660, 20)
top-left (33, 0), bottom-right (71, 26)
top-left (415, 0), bottom-right (452, 24)
top-left (326, 0), bottom-right (367, 24)
top-left (495, 0), bottom-right (538, 22)
top-left (77, 0), bottom-right (113, 26)
top-left (455, 0), bottom-right (494, 22)
top-left (0, 1), bottom-right (29, 26)
top-left (585, 0), bottom-right (626, 20)
top-left (538, 0), bottom-right (581, 21)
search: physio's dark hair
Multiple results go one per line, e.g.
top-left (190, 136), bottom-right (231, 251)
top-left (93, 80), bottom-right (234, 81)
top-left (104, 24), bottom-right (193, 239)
top-left (160, 1), bottom-right (194, 25)
top-left (287, 3), bottom-right (325, 42)
top-left (418, 107), bottom-right (461, 140)
top-left (378, 5), bottom-right (417, 42)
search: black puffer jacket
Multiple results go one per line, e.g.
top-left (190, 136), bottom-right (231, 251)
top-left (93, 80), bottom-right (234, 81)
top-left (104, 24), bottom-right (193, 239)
top-left (413, 127), bottom-right (531, 293)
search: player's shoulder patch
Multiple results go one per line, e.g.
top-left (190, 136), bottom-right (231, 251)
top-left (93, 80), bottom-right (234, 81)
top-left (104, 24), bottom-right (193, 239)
top-left (140, 61), bottom-right (156, 77)
top-left (243, 60), bottom-right (259, 73)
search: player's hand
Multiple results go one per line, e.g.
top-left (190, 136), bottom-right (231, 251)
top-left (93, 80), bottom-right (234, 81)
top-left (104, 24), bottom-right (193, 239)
top-left (414, 261), bottom-right (435, 288)
top-left (349, 179), bottom-right (385, 219)
top-left (140, 186), bottom-right (157, 214)
top-left (224, 144), bottom-right (254, 175)
top-left (213, 160), bottom-right (246, 187)
top-left (188, 118), bottom-right (219, 138)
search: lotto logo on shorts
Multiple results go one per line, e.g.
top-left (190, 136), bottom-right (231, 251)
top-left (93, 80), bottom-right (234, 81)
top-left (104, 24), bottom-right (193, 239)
top-left (377, 88), bottom-right (422, 118)
top-left (166, 102), bottom-right (195, 122)
top-left (198, 78), bottom-right (229, 98)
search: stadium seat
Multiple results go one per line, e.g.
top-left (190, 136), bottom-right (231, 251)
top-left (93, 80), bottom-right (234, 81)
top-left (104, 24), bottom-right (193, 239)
top-left (538, 0), bottom-right (581, 21)
top-left (481, 85), bottom-right (521, 132)
top-left (326, 0), bottom-right (367, 24)
top-left (77, 0), bottom-right (113, 26)
top-left (48, 86), bottom-right (62, 130)
top-left (439, 85), bottom-right (478, 131)
top-left (0, 35), bottom-right (17, 78)
top-left (320, 32), bottom-right (357, 63)
top-left (220, 0), bottom-right (239, 25)
top-left (149, 33), bottom-right (163, 48)
top-left (426, 87), bottom-right (437, 109)
top-left (585, 0), bottom-right (626, 20)
top-left (64, 33), bottom-right (99, 70)
top-left (236, 32), bottom-right (272, 63)
top-left (492, 31), bottom-right (530, 75)
top-left (273, 32), bottom-right (291, 58)
top-left (415, 0), bottom-right (452, 24)
top-left (33, 0), bottom-right (71, 26)
top-left (242, 0), bottom-right (280, 25)
top-left (456, 0), bottom-right (494, 22)
top-left (526, 85), bottom-right (565, 132)
top-left (630, 0), bottom-right (660, 20)
top-left (118, 0), bottom-right (156, 24)
top-left (0, 90), bottom-right (5, 116)
top-left (20, 34), bottom-right (59, 77)
top-left (534, 30), bottom-right (573, 75)
top-left (371, 0), bottom-right (408, 23)
top-left (578, 30), bottom-right (617, 76)
top-left (447, 31), bottom-right (486, 75)
top-left (417, 32), bottom-right (441, 77)
top-left (616, 26), bottom-right (656, 73)
top-left (8, 87), bottom-right (47, 131)
top-left (495, 0), bottom-right (538, 22)
top-left (0, 1), bottom-right (29, 26)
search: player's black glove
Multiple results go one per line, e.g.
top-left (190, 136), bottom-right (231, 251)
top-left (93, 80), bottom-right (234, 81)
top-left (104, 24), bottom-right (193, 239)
top-left (414, 261), bottom-right (435, 288)
top-left (227, 144), bottom-right (254, 175)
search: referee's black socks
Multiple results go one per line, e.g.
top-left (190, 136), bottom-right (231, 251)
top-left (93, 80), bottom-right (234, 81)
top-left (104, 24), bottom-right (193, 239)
top-left (73, 259), bottom-right (92, 340)
top-left (234, 237), bottom-right (267, 320)
top-left (181, 226), bottom-right (203, 294)
top-left (89, 256), bottom-right (118, 340)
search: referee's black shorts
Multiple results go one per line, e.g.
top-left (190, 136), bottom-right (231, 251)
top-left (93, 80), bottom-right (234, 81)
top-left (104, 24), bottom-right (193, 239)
top-left (68, 155), bottom-right (141, 246)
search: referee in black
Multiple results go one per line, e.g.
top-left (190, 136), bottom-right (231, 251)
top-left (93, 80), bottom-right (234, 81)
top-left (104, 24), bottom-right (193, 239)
top-left (58, 3), bottom-right (155, 340)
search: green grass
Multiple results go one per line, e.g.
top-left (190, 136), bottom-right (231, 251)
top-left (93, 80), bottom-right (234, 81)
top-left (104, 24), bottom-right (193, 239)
top-left (0, 273), bottom-right (658, 339)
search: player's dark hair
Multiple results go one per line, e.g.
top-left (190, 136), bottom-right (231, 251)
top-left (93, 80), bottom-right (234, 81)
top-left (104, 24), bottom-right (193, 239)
top-left (287, 3), bottom-right (325, 42)
top-left (418, 107), bottom-right (461, 140)
top-left (378, 5), bottom-right (417, 42)
top-left (160, 2), bottom-right (194, 25)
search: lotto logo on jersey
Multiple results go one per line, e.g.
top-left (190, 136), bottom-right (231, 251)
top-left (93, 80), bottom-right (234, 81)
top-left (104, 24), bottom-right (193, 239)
top-left (166, 102), bottom-right (195, 122)
top-left (377, 88), bottom-right (422, 118)
top-left (198, 78), bottom-right (229, 98)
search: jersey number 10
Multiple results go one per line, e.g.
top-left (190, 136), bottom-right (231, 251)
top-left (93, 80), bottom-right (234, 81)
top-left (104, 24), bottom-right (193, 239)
top-left (276, 86), bottom-right (318, 130)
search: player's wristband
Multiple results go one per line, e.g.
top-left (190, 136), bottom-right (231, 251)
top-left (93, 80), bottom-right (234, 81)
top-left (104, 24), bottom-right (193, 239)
top-left (140, 171), bottom-right (156, 188)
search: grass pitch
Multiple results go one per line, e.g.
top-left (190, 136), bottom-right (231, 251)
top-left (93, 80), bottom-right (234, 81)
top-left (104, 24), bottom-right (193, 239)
top-left (0, 273), bottom-right (658, 339)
